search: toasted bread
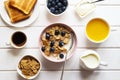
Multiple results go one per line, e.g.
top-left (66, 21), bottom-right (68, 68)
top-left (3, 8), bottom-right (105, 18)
top-left (9, 0), bottom-right (37, 14)
top-left (4, 1), bottom-right (31, 23)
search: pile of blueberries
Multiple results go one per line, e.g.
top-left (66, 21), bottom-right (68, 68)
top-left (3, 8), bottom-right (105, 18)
top-left (47, 0), bottom-right (68, 15)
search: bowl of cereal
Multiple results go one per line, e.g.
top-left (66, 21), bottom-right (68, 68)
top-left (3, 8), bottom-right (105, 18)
top-left (17, 55), bottom-right (41, 79)
top-left (39, 23), bottom-right (77, 62)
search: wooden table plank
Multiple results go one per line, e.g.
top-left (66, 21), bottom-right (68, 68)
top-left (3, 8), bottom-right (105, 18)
top-left (0, 71), bottom-right (120, 80)
top-left (0, 27), bottom-right (120, 48)
top-left (0, 49), bottom-right (120, 70)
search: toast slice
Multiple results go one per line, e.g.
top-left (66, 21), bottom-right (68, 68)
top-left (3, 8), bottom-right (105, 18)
top-left (9, 0), bottom-right (37, 14)
top-left (4, 1), bottom-right (31, 23)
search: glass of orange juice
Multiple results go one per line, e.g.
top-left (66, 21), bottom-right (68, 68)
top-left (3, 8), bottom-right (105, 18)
top-left (85, 18), bottom-right (110, 43)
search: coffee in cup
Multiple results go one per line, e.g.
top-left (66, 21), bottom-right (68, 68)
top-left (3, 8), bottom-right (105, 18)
top-left (7, 31), bottom-right (27, 48)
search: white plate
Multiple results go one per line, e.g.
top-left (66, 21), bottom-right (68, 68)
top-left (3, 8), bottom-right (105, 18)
top-left (0, 0), bottom-right (40, 27)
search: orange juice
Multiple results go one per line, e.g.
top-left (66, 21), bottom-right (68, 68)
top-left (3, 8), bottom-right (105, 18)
top-left (86, 18), bottom-right (110, 43)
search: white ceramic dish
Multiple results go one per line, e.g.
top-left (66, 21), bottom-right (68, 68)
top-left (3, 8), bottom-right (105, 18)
top-left (39, 23), bottom-right (77, 62)
top-left (17, 54), bottom-right (42, 79)
top-left (75, 0), bottom-right (96, 18)
top-left (0, 0), bottom-right (40, 27)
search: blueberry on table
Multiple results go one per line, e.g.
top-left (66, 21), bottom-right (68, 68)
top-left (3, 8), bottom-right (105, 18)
top-left (55, 30), bottom-right (60, 35)
top-left (50, 47), bottom-right (55, 53)
top-left (41, 46), bottom-right (45, 52)
top-left (61, 31), bottom-right (66, 36)
top-left (59, 41), bottom-right (64, 47)
top-left (59, 53), bottom-right (64, 59)
top-left (50, 41), bottom-right (55, 47)
top-left (50, 7), bottom-right (55, 13)
top-left (46, 33), bottom-right (50, 40)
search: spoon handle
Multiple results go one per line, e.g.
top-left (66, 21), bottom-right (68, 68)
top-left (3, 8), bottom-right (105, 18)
top-left (91, 0), bottom-right (104, 3)
top-left (60, 32), bottom-right (73, 80)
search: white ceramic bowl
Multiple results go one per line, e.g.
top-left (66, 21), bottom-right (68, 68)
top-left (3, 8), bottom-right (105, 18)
top-left (17, 55), bottom-right (42, 79)
top-left (39, 23), bottom-right (77, 62)
top-left (85, 18), bottom-right (110, 43)
top-left (46, 0), bottom-right (69, 16)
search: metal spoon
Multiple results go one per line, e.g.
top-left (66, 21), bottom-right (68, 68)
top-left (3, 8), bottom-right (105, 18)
top-left (85, 0), bottom-right (104, 4)
top-left (60, 32), bottom-right (74, 80)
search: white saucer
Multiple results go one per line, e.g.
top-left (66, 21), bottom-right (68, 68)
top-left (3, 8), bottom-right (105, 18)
top-left (0, 0), bottom-right (40, 27)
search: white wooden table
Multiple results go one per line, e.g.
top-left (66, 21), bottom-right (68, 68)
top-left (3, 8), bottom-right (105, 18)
top-left (0, 0), bottom-right (120, 80)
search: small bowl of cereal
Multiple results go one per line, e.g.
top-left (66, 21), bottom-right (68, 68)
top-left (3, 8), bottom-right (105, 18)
top-left (39, 23), bottom-right (77, 62)
top-left (17, 55), bottom-right (42, 79)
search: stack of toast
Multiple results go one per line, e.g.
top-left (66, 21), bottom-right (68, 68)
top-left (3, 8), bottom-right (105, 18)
top-left (4, 0), bottom-right (37, 23)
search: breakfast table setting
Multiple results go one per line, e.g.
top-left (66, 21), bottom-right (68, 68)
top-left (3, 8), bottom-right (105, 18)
top-left (0, 0), bottom-right (120, 80)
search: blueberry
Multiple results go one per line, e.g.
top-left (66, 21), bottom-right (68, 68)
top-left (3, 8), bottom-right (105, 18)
top-left (55, 30), bottom-right (60, 35)
top-left (59, 53), bottom-right (64, 59)
top-left (56, 0), bottom-right (59, 3)
top-left (50, 7), bottom-right (55, 13)
top-left (50, 47), bottom-right (55, 53)
top-left (59, 8), bottom-right (63, 13)
top-left (54, 10), bottom-right (59, 14)
top-left (62, 6), bottom-right (66, 11)
top-left (46, 33), bottom-right (50, 40)
top-left (48, 0), bottom-right (52, 3)
top-left (63, 0), bottom-right (68, 6)
top-left (57, 2), bottom-right (63, 7)
top-left (41, 46), bottom-right (45, 52)
top-left (61, 31), bottom-right (66, 36)
top-left (59, 0), bottom-right (63, 2)
top-left (59, 41), bottom-right (64, 47)
top-left (50, 41), bottom-right (55, 47)
top-left (51, 1), bottom-right (56, 6)
top-left (55, 5), bottom-right (59, 9)
top-left (47, 3), bottom-right (52, 8)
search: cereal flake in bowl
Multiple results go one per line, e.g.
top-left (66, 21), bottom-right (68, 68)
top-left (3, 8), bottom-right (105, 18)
top-left (17, 55), bottom-right (41, 79)
top-left (39, 23), bottom-right (77, 62)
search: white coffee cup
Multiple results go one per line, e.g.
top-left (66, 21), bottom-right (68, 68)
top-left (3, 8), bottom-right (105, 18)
top-left (85, 18), bottom-right (110, 43)
top-left (80, 50), bottom-right (107, 70)
top-left (6, 31), bottom-right (27, 48)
